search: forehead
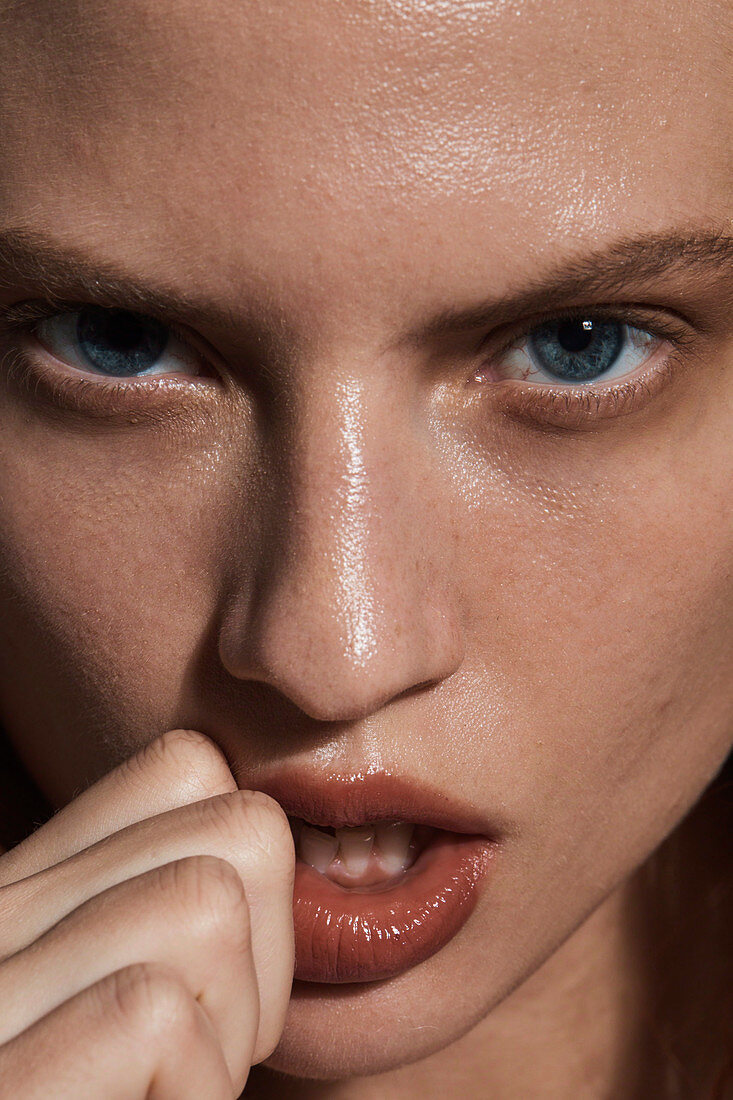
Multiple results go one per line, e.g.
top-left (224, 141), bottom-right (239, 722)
top-left (0, 0), bottom-right (729, 323)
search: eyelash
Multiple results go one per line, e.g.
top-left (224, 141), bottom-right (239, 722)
top-left (0, 300), bottom-right (215, 418)
top-left (474, 306), bottom-right (692, 425)
top-left (0, 299), bottom-right (693, 425)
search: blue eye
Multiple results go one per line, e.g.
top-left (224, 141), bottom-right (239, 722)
top-left (528, 318), bottom-right (623, 382)
top-left (75, 306), bottom-right (168, 376)
top-left (499, 317), bottom-right (659, 385)
top-left (35, 306), bottom-right (201, 379)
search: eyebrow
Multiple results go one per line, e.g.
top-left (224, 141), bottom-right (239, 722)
top-left (0, 224), bottom-right (730, 342)
top-left (0, 226), bottom-right (209, 323)
top-left (413, 229), bottom-right (733, 341)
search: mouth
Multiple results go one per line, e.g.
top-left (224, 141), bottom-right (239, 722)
top-left (256, 772), bottom-right (499, 984)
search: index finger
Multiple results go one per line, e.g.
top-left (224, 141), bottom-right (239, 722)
top-left (0, 730), bottom-right (237, 885)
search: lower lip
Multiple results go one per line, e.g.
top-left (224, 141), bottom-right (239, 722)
top-left (292, 832), bottom-right (495, 983)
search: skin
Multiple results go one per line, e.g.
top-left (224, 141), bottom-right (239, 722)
top-left (0, 0), bottom-right (730, 1094)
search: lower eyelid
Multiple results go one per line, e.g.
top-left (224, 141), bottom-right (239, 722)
top-left (1, 305), bottom-right (686, 428)
top-left (27, 335), bottom-right (184, 383)
top-left (3, 341), bottom-right (219, 423)
top-left (475, 345), bottom-right (682, 429)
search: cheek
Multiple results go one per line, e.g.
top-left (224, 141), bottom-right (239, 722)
top-left (0, 409), bottom-right (245, 800)
top-left (454, 409), bottom-right (732, 873)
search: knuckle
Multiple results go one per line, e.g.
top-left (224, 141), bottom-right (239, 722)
top-left (201, 789), bottom-right (295, 873)
top-left (124, 729), bottom-right (235, 800)
top-left (156, 854), bottom-right (249, 937)
top-left (0, 885), bottom-right (23, 955)
top-left (102, 962), bottom-right (197, 1044)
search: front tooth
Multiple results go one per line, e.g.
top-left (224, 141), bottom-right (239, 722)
top-left (299, 824), bottom-right (338, 873)
top-left (336, 826), bottom-right (374, 875)
top-left (375, 822), bottom-right (415, 874)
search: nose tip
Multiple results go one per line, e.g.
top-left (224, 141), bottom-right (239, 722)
top-left (219, 569), bottom-right (462, 723)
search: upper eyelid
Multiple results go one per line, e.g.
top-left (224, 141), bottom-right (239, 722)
top-left (2, 300), bottom-right (217, 371)
top-left (0, 300), bottom-right (197, 348)
top-left (1, 299), bottom-right (172, 332)
top-left (0, 297), bottom-right (696, 368)
top-left (478, 305), bottom-right (694, 358)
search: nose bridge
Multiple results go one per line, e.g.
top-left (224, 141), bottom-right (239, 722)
top-left (220, 372), bottom-right (463, 721)
top-left (327, 376), bottom-right (384, 668)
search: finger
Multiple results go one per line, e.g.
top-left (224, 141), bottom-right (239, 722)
top-left (0, 963), bottom-right (236, 1100)
top-left (0, 856), bottom-right (259, 1088)
top-left (0, 789), bottom-right (295, 1062)
top-left (0, 729), bottom-right (237, 885)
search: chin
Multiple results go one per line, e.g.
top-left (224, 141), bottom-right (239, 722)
top-left (262, 921), bottom-right (497, 1080)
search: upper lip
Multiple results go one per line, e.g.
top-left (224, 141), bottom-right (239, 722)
top-left (237, 767), bottom-right (500, 838)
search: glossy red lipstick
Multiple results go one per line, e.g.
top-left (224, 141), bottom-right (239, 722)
top-left (255, 771), bottom-right (499, 984)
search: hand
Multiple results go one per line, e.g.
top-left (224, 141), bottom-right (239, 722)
top-left (0, 729), bottom-right (295, 1098)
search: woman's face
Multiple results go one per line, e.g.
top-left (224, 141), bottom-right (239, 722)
top-left (0, 0), bottom-right (730, 1080)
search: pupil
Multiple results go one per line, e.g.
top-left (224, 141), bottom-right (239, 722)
top-left (76, 306), bottom-right (168, 376)
top-left (557, 319), bottom-right (594, 353)
top-left (105, 313), bottom-right (145, 350)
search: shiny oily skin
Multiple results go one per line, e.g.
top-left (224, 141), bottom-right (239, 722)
top-left (0, 0), bottom-right (731, 1087)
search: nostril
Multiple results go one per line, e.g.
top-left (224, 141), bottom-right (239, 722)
top-left (220, 635), bottom-right (459, 724)
top-left (396, 679), bottom-right (437, 701)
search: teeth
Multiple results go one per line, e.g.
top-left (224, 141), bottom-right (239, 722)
top-left (375, 822), bottom-right (415, 874)
top-left (298, 824), bottom-right (338, 873)
top-left (336, 826), bottom-right (374, 875)
top-left (293, 818), bottom-right (421, 881)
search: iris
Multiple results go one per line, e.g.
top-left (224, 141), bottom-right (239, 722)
top-left (76, 306), bottom-right (168, 376)
top-left (528, 319), bottom-right (623, 382)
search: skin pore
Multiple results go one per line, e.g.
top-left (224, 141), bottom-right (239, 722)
top-left (0, 0), bottom-right (731, 1095)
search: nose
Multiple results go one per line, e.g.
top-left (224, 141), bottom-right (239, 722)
top-left (218, 377), bottom-right (464, 722)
